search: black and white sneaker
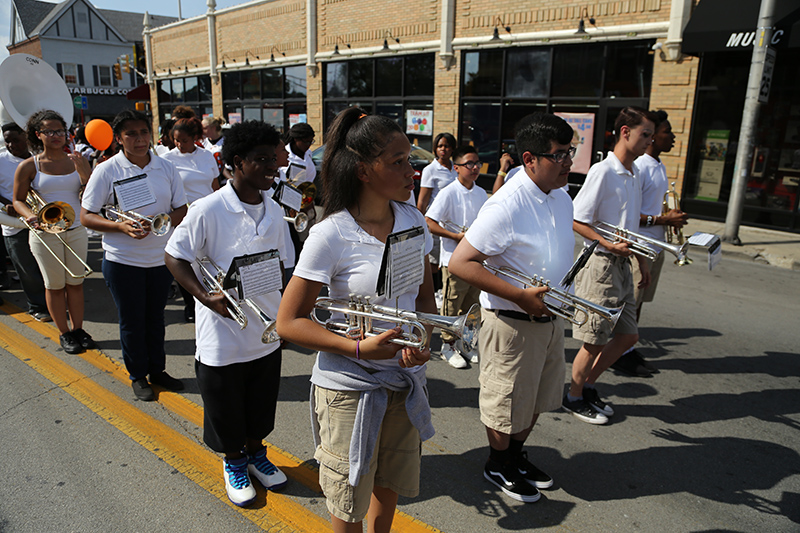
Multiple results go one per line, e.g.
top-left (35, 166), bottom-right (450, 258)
top-left (483, 459), bottom-right (541, 503)
top-left (515, 451), bottom-right (553, 489)
top-left (582, 387), bottom-right (614, 417)
top-left (562, 395), bottom-right (608, 425)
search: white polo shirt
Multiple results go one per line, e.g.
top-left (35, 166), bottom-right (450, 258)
top-left (419, 159), bottom-right (457, 207)
top-left (279, 144), bottom-right (315, 185)
top-left (425, 178), bottom-right (487, 267)
top-left (166, 182), bottom-right (290, 366)
top-left (82, 151), bottom-right (187, 268)
top-left (573, 152), bottom-right (643, 254)
top-left (635, 153), bottom-right (669, 253)
top-left (0, 151), bottom-right (24, 237)
top-left (294, 201), bottom-right (433, 372)
top-left (466, 170), bottom-right (574, 313)
top-left (161, 146), bottom-right (219, 204)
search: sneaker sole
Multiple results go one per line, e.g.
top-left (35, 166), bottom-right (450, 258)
top-left (588, 402), bottom-right (614, 417)
top-left (483, 471), bottom-right (541, 503)
top-left (227, 493), bottom-right (256, 507)
top-left (520, 473), bottom-right (553, 489)
top-left (562, 405), bottom-right (608, 425)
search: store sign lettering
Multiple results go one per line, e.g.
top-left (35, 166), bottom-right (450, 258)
top-left (67, 87), bottom-right (129, 96)
top-left (726, 29), bottom-right (784, 48)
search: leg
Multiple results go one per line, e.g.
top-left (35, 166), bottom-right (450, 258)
top-left (332, 516), bottom-right (362, 533)
top-left (64, 283), bottom-right (85, 330)
top-left (4, 232), bottom-right (47, 313)
top-left (587, 332), bottom-right (639, 384)
top-left (102, 259), bottom-right (149, 380)
top-left (367, 485), bottom-right (399, 533)
top-left (45, 288), bottom-right (70, 334)
top-left (144, 265), bottom-right (173, 376)
top-left (570, 342), bottom-right (603, 396)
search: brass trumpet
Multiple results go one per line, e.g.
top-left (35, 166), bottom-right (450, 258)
top-left (440, 219), bottom-right (469, 234)
top-left (195, 257), bottom-right (280, 343)
top-left (482, 262), bottom-right (623, 327)
top-left (23, 189), bottom-right (93, 278)
top-left (592, 221), bottom-right (690, 265)
top-left (283, 208), bottom-right (309, 232)
top-left (312, 295), bottom-right (481, 353)
top-left (102, 205), bottom-right (172, 237)
top-left (663, 182), bottom-right (692, 265)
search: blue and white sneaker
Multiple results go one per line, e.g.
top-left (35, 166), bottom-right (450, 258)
top-left (248, 448), bottom-right (288, 491)
top-left (223, 457), bottom-right (256, 506)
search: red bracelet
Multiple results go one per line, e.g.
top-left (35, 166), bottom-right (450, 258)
top-left (356, 340), bottom-right (361, 360)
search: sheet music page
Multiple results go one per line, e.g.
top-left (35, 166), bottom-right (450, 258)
top-left (385, 227), bottom-right (426, 300)
top-left (688, 232), bottom-right (718, 247)
top-left (288, 162), bottom-right (307, 184)
top-left (113, 175), bottom-right (157, 212)
top-left (232, 250), bottom-right (282, 300)
top-left (277, 182), bottom-right (303, 212)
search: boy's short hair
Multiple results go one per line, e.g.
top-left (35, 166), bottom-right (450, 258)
top-left (614, 106), bottom-right (658, 142)
top-left (515, 114), bottom-right (574, 157)
top-left (451, 144), bottom-right (477, 163)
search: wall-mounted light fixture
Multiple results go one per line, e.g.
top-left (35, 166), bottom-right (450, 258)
top-left (576, 7), bottom-right (597, 35)
top-left (244, 50), bottom-right (260, 67)
top-left (383, 30), bottom-right (400, 51)
top-left (332, 36), bottom-right (351, 56)
top-left (491, 17), bottom-right (511, 41)
top-left (269, 46), bottom-right (286, 63)
top-left (220, 53), bottom-right (236, 68)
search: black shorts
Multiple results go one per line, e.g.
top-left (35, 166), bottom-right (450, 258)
top-left (195, 349), bottom-right (282, 453)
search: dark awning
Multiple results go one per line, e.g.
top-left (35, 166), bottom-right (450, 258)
top-left (126, 83), bottom-right (170, 101)
top-left (682, 0), bottom-right (800, 54)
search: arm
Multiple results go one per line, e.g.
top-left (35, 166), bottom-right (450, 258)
top-left (80, 207), bottom-right (146, 239)
top-left (425, 216), bottom-right (463, 242)
top-left (170, 204), bottom-right (188, 227)
top-left (573, 220), bottom-right (632, 257)
top-left (12, 159), bottom-right (37, 225)
top-left (492, 154), bottom-right (514, 194)
top-left (67, 152), bottom-right (92, 185)
top-left (639, 209), bottom-right (688, 229)
top-left (416, 187), bottom-right (432, 214)
top-left (165, 253), bottom-right (231, 318)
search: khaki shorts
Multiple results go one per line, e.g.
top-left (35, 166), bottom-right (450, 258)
top-left (572, 253), bottom-right (638, 345)
top-left (29, 226), bottom-right (88, 290)
top-left (440, 266), bottom-right (480, 344)
top-left (313, 385), bottom-right (421, 523)
top-left (632, 251), bottom-right (665, 305)
top-left (478, 311), bottom-right (565, 434)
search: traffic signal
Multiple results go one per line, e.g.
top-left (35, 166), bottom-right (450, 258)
top-left (113, 63), bottom-right (122, 80)
top-left (123, 55), bottom-right (131, 73)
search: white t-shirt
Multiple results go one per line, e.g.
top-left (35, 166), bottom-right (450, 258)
top-left (573, 152), bottom-right (643, 254)
top-left (82, 151), bottom-right (187, 268)
top-left (161, 146), bottom-right (219, 204)
top-left (0, 151), bottom-right (25, 237)
top-left (419, 159), bottom-right (457, 208)
top-left (425, 179), bottom-right (488, 267)
top-left (279, 144), bottom-right (315, 185)
top-left (635, 153), bottom-right (669, 252)
top-left (466, 171), bottom-right (574, 313)
top-left (293, 201), bottom-right (433, 372)
top-left (165, 182), bottom-right (290, 367)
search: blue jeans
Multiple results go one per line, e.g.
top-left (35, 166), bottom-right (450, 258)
top-left (4, 230), bottom-right (47, 313)
top-left (102, 258), bottom-right (173, 381)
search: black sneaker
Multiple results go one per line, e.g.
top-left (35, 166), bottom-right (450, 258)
top-left (583, 386), bottom-right (614, 417)
top-left (562, 394), bottom-right (608, 425)
top-left (71, 328), bottom-right (96, 350)
top-left (515, 451), bottom-right (553, 489)
top-left (631, 349), bottom-right (658, 373)
top-left (149, 371), bottom-right (185, 392)
top-left (483, 459), bottom-right (541, 503)
top-left (132, 378), bottom-right (155, 401)
top-left (59, 331), bottom-right (84, 354)
top-left (610, 351), bottom-right (651, 377)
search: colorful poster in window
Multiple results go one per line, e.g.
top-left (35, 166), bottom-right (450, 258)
top-left (288, 114), bottom-right (307, 128)
top-left (228, 112), bottom-right (242, 124)
top-left (696, 130), bottom-right (730, 201)
top-left (406, 110), bottom-right (432, 136)
top-left (554, 112), bottom-right (594, 174)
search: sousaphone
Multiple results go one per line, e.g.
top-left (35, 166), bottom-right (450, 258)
top-left (0, 53), bottom-right (74, 128)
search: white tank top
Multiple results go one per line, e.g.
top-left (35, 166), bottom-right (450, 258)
top-left (31, 155), bottom-right (83, 229)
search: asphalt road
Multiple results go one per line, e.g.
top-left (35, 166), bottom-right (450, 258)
top-left (0, 235), bottom-right (798, 532)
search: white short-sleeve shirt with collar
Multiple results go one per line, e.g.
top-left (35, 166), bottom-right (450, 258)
top-left (0, 151), bottom-right (25, 237)
top-left (419, 159), bottom-right (457, 207)
top-left (573, 151), bottom-right (643, 253)
top-left (82, 150), bottom-right (188, 268)
top-left (279, 144), bottom-right (316, 186)
top-left (466, 170), bottom-right (574, 313)
top-left (425, 178), bottom-right (488, 267)
top-left (635, 153), bottom-right (669, 252)
top-left (165, 182), bottom-right (290, 366)
top-left (161, 146), bottom-right (219, 204)
top-left (293, 201), bottom-right (433, 372)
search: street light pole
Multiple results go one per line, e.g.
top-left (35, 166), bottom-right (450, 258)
top-left (723, 0), bottom-right (776, 244)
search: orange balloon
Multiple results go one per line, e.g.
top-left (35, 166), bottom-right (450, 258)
top-left (85, 119), bottom-right (113, 151)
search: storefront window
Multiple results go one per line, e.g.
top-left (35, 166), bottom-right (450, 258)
top-left (326, 63), bottom-right (347, 97)
top-left (242, 71), bottom-right (260, 101)
top-left (605, 42), bottom-right (653, 98)
top-left (463, 51), bottom-right (503, 97)
top-left (505, 49), bottom-right (550, 98)
top-left (404, 54), bottom-right (434, 96)
top-left (376, 57), bottom-right (402, 97)
top-left (348, 60), bottom-right (373, 97)
top-left (221, 66), bottom-right (308, 133)
top-left (551, 45), bottom-right (603, 97)
top-left (158, 75), bottom-right (213, 121)
top-left (284, 66), bottom-right (307, 97)
top-left (262, 69), bottom-right (282, 99)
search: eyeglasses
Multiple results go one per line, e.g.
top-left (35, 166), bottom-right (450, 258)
top-left (39, 129), bottom-right (67, 137)
top-left (532, 146), bottom-right (577, 164)
top-left (454, 160), bottom-right (483, 170)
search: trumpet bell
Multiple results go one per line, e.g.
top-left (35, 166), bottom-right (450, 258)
top-left (150, 213), bottom-right (172, 236)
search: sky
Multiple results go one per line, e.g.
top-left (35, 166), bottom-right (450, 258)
top-left (1, 0), bottom-right (245, 62)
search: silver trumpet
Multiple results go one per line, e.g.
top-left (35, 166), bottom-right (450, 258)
top-left (482, 262), bottom-right (623, 327)
top-left (592, 221), bottom-right (690, 265)
top-left (195, 257), bottom-right (280, 343)
top-left (283, 208), bottom-right (309, 232)
top-left (103, 205), bottom-right (172, 237)
top-left (312, 295), bottom-right (481, 352)
top-left (440, 219), bottom-right (468, 234)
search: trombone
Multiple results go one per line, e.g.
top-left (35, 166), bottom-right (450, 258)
top-left (592, 220), bottom-right (690, 265)
top-left (312, 295), bottom-right (481, 353)
top-left (195, 257), bottom-right (280, 344)
top-left (440, 220), bottom-right (468, 234)
top-left (482, 262), bottom-right (623, 327)
top-left (22, 189), bottom-right (93, 278)
top-left (283, 208), bottom-right (309, 232)
top-left (102, 205), bottom-right (172, 237)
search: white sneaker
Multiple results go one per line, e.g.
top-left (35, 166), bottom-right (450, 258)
top-left (440, 344), bottom-right (467, 369)
top-left (223, 457), bottom-right (256, 507)
top-left (248, 448), bottom-right (288, 491)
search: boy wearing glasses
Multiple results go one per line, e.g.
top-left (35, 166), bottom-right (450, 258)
top-left (449, 114), bottom-right (576, 503)
top-left (424, 145), bottom-right (487, 368)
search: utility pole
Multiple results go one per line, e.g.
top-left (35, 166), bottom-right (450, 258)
top-left (723, 0), bottom-right (776, 244)
top-left (177, 0), bottom-right (183, 20)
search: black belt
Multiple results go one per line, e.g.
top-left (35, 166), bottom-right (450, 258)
top-left (491, 309), bottom-right (556, 323)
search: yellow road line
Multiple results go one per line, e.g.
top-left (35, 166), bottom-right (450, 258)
top-left (1, 303), bottom-right (442, 533)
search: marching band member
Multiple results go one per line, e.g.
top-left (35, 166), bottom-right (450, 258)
top-left (449, 113), bottom-right (576, 503)
top-left (564, 106), bottom-right (656, 424)
top-left (165, 120), bottom-right (290, 507)
top-left (280, 122), bottom-right (316, 186)
top-left (14, 110), bottom-right (94, 354)
top-left (417, 132), bottom-right (457, 214)
top-left (424, 144), bottom-right (487, 368)
top-left (80, 109), bottom-right (188, 402)
top-left (277, 107), bottom-right (435, 533)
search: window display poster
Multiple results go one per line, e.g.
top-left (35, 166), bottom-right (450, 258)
top-left (696, 130), bottom-right (730, 201)
top-left (406, 110), bottom-right (433, 136)
top-left (289, 114), bottom-right (307, 128)
top-left (228, 112), bottom-right (242, 124)
top-left (554, 112), bottom-right (594, 174)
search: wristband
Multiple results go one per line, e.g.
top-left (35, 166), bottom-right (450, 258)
top-left (356, 340), bottom-right (361, 360)
top-left (497, 170), bottom-right (507, 178)
top-left (646, 215), bottom-right (655, 227)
